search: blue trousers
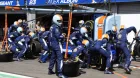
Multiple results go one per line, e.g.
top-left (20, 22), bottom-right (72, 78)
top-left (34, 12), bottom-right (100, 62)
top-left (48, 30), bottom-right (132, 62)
top-left (16, 42), bottom-right (27, 59)
top-left (39, 38), bottom-right (48, 51)
top-left (48, 42), bottom-right (63, 74)
top-left (117, 42), bottom-right (131, 68)
top-left (89, 45), bottom-right (111, 68)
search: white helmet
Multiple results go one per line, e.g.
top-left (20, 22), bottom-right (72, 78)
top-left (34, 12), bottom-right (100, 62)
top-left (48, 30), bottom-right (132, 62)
top-left (14, 21), bottom-right (18, 26)
top-left (79, 20), bottom-right (84, 27)
top-left (40, 27), bottom-right (45, 32)
top-left (18, 19), bottom-right (22, 23)
top-left (17, 27), bottom-right (23, 33)
top-left (80, 27), bottom-right (88, 37)
top-left (112, 26), bottom-right (117, 32)
top-left (53, 14), bottom-right (63, 26)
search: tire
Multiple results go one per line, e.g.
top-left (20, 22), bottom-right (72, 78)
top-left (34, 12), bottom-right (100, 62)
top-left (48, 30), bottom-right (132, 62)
top-left (31, 40), bottom-right (41, 56)
top-left (98, 55), bottom-right (106, 71)
top-left (0, 52), bottom-right (13, 62)
top-left (136, 43), bottom-right (140, 57)
top-left (133, 42), bottom-right (139, 57)
top-left (90, 52), bottom-right (106, 71)
top-left (24, 49), bottom-right (34, 59)
top-left (55, 60), bottom-right (80, 77)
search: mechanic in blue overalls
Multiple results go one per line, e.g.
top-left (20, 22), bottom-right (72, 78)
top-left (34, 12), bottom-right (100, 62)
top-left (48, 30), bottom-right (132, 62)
top-left (8, 28), bottom-right (22, 58)
top-left (73, 20), bottom-right (85, 31)
top-left (106, 26), bottom-right (118, 62)
top-left (117, 25), bottom-right (137, 74)
top-left (71, 39), bottom-right (90, 64)
top-left (69, 27), bottom-right (91, 68)
top-left (17, 19), bottom-right (23, 26)
top-left (48, 14), bottom-right (67, 78)
top-left (89, 34), bottom-right (113, 74)
top-left (14, 30), bottom-right (35, 61)
top-left (8, 21), bottom-right (19, 35)
top-left (38, 27), bottom-right (50, 63)
top-left (69, 27), bottom-right (88, 51)
top-left (21, 20), bottom-right (29, 35)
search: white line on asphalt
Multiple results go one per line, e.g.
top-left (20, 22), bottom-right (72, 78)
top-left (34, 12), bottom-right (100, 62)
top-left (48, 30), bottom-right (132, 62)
top-left (0, 71), bottom-right (33, 78)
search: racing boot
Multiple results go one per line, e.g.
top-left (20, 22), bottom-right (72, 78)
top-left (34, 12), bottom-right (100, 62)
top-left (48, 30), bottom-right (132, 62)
top-left (124, 65), bottom-right (131, 74)
top-left (124, 67), bottom-right (131, 74)
top-left (104, 69), bottom-right (114, 74)
top-left (48, 70), bottom-right (55, 75)
top-left (58, 74), bottom-right (68, 78)
top-left (15, 57), bottom-right (24, 62)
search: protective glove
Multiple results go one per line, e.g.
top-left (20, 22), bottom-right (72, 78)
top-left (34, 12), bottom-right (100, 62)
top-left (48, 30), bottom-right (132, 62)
top-left (74, 56), bottom-right (79, 62)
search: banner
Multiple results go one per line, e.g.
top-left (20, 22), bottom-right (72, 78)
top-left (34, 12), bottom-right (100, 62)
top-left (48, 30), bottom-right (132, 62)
top-left (27, 0), bottom-right (92, 6)
top-left (46, 0), bottom-right (92, 5)
top-left (93, 0), bottom-right (140, 3)
top-left (0, 0), bottom-right (24, 6)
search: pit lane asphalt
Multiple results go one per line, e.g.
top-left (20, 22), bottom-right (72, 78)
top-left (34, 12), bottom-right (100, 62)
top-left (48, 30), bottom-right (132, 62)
top-left (0, 58), bottom-right (140, 78)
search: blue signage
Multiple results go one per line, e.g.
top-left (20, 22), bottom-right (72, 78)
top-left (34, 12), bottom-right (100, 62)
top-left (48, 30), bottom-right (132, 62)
top-left (0, 0), bottom-right (139, 6)
top-left (93, 0), bottom-right (140, 3)
top-left (0, 0), bottom-right (24, 6)
top-left (27, 0), bottom-right (140, 6)
top-left (27, 0), bottom-right (92, 6)
top-left (27, 0), bottom-right (46, 6)
top-left (46, 0), bottom-right (92, 5)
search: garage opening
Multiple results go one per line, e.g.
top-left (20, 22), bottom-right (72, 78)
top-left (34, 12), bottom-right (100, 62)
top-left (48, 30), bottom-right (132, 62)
top-left (36, 13), bottom-right (94, 37)
top-left (0, 14), bottom-right (26, 41)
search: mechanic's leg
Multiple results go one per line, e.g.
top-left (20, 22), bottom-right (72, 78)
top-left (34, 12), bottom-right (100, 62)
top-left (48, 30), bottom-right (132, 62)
top-left (99, 48), bottom-right (113, 74)
top-left (121, 44), bottom-right (131, 74)
top-left (48, 50), bottom-right (56, 75)
top-left (17, 43), bottom-right (27, 61)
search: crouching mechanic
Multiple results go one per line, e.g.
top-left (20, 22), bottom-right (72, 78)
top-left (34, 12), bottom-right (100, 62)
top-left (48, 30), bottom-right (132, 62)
top-left (71, 40), bottom-right (90, 66)
top-left (117, 25), bottom-right (137, 74)
top-left (38, 27), bottom-right (50, 63)
top-left (14, 31), bottom-right (35, 61)
top-left (69, 27), bottom-right (89, 51)
top-left (89, 34), bottom-right (113, 74)
top-left (48, 14), bottom-right (67, 78)
top-left (73, 20), bottom-right (85, 31)
top-left (8, 29), bottom-right (22, 57)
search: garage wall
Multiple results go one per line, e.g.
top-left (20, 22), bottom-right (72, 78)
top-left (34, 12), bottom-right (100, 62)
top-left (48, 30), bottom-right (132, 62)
top-left (119, 14), bottom-right (140, 43)
top-left (110, 2), bottom-right (140, 50)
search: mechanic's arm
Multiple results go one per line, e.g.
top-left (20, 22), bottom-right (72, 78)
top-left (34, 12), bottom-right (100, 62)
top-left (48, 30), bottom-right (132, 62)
top-left (54, 28), bottom-right (65, 39)
top-left (126, 26), bottom-right (137, 34)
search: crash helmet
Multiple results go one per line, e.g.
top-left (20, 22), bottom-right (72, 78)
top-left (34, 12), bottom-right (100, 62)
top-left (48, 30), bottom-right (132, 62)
top-left (79, 20), bottom-right (84, 27)
top-left (40, 27), bottom-right (45, 32)
top-left (82, 39), bottom-right (89, 47)
top-left (14, 21), bottom-right (18, 26)
top-left (22, 19), bottom-right (26, 23)
top-left (80, 27), bottom-right (88, 37)
top-left (120, 25), bottom-right (125, 30)
top-left (18, 19), bottom-right (22, 24)
top-left (112, 26), bottom-right (117, 32)
top-left (52, 14), bottom-right (63, 26)
top-left (102, 34), bottom-right (109, 40)
top-left (29, 31), bottom-right (35, 38)
top-left (17, 27), bottom-right (23, 33)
